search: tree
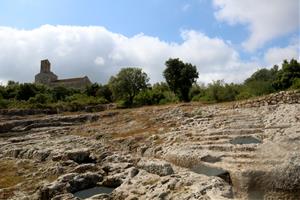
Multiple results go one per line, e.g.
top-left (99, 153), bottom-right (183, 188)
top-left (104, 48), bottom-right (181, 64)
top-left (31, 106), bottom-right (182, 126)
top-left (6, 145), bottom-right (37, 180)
top-left (108, 67), bottom-right (149, 105)
top-left (273, 59), bottom-right (300, 90)
top-left (245, 66), bottom-right (278, 84)
top-left (163, 58), bottom-right (198, 101)
top-left (96, 84), bottom-right (112, 102)
top-left (85, 83), bottom-right (100, 97)
top-left (51, 86), bottom-right (73, 101)
top-left (242, 65), bottom-right (278, 96)
top-left (16, 83), bottom-right (38, 101)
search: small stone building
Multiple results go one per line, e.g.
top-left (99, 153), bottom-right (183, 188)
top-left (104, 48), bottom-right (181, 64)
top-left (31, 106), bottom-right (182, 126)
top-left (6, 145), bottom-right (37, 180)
top-left (35, 59), bottom-right (91, 89)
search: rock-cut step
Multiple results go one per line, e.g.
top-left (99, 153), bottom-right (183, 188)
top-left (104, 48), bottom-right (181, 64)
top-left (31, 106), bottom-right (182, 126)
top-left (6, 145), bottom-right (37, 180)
top-left (199, 128), bottom-right (264, 137)
top-left (197, 144), bottom-right (259, 152)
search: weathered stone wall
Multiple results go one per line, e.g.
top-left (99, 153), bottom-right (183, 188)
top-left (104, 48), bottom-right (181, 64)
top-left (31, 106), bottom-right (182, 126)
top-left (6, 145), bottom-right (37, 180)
top-left (35, 72), bottom-right (58, 85)
top-left (50, 77), bottom-right (91, 89)
top-left (233, 90), bottom-right (300, 108)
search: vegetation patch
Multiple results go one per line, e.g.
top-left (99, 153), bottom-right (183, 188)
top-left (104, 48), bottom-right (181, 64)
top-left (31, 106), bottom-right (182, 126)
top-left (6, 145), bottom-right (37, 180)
top-left (0, 159), bottom-right (25, 188)
top-left (1, 59), bottom-right (298, 111)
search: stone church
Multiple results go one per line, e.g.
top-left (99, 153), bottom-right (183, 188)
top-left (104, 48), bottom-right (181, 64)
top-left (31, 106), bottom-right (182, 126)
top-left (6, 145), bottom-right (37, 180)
top-left (35, 59), bottom-right (92, 89)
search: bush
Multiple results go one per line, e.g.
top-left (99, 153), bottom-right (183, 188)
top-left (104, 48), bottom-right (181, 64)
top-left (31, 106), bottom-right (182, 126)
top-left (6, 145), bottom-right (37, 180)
top-left (28, 93), bottom-right (53, 104)
top-left (133, 90), bottom-right (154, 106)
top-left (133, 88), bottom-right (169, 106)
top-left (159, 91), bottom-right (179, 105)
top-left (290, 78), bottom-right (300, 89)
top-left (51, 86), bottom-right (76, 101)
top-left (191, 81), bottom-right (241, 103)
top-left (0, 98), bottom-right (9, 109)
top-left (95, 84), bottom-right (112, 102)
top-left (189, 84), bottom-right (204, 100)
top-left (244, 81), bottom-right (275, 96)
top-left (236, 91), bottom-right (254, 100)
top-left (15, 83), bottom-right (37, 101)
top-left (133, 88), bottom-right (179, 106)
top-left (66, 94), bottom-right (107, 105)
top-left (116, 100), bottom-right (132, 109)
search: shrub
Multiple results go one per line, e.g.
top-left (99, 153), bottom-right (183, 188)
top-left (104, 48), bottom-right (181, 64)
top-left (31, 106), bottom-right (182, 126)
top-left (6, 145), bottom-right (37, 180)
top-left (66, 94), bottom-right (107, 105)
top-left (28, 93), bottom-right (53, 104)
top-left (116, 100), bottom-right (132, 109)
top-left (159, 91), bottom-right (179, 105)
top-left (0, 99), bottom-right (9, 109)
top-left (133, 90), bottom-right (154, 106)
top-left (95, 84), bottom-right (113, 102)
top-left (15, 83), bottom-right (37, 101)
top-left (236, 91), bottom-right (254, 100)
top-left (290, 78), bottom-right (300, 89)
top-left (51, 86), bottom-right (75, 101)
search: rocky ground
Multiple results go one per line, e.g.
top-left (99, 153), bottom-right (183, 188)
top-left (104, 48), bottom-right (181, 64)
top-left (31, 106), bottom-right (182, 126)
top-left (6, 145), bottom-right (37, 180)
top-left (0, 95), bottom-right (299, 200)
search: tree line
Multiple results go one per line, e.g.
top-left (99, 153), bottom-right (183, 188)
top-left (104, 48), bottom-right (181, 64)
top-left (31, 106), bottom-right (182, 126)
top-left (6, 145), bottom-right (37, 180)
top-left (0, 58), bottom-right (299, 111)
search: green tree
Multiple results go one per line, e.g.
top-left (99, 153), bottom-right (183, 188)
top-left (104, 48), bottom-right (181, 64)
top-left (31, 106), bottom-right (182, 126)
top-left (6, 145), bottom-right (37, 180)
top-left (16, 83), bottom-right (38, 101)
top-left (28, 93), bottom-right (52, 104)
top-left (3, 81), bottom-right (20, 99)
top-left (245, 66), bottom-right (278, 84)
top-left (95, 84), bottom-right (112, 102)
top-left (51, 86), bottom-right (73, 101)
top-left (242, 65), bottom-right (278, 96)
top-left (85, 83), bottom-right (100, 97)
top-left (163, 58), bottom-right (198, 102)
top-left (273, 59), bottom-right (300, 90)
top-left (108, 67), bottom-right (149, 105)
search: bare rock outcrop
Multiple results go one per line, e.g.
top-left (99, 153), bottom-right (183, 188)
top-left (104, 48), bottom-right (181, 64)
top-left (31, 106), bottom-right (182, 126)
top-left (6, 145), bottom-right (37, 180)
top-left (137, 158), bottom-right (174, 176)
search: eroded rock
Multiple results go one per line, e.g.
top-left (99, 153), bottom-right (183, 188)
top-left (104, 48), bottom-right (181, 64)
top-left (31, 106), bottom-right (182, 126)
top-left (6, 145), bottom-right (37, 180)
top-left (137, 158), bottom-right (174, 176)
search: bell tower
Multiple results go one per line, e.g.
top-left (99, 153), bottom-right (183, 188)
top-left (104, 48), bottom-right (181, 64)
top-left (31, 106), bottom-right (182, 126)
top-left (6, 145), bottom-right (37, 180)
top-left (35, 59), bottom-right (58, 85)
top-left (41, 59), bottom-right (51, 73)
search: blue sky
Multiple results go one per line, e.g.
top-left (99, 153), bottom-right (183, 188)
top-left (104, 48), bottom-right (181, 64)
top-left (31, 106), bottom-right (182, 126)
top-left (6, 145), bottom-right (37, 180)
top-left (0, 0), bottom-right (245, 41)
top-left (0, 0), bottom-right (299, 84)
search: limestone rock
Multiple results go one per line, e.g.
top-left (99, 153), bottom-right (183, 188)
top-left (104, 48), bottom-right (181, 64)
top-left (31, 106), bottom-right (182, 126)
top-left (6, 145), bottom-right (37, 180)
top-left (67, 172), bottom-right (103, 193)
top-left (137, 158), bottom-right (174, 176)
top-left (72, 163), bottom-right (99, 173)
top-left (38, 172), bottom-right (103, 199)
top-left (65, 149), bottom-right (94, 164)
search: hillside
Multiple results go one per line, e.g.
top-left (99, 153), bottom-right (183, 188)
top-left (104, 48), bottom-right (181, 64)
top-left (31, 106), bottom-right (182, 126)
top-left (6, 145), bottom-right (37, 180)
top-left (0, 90), bottom-right (299, 200)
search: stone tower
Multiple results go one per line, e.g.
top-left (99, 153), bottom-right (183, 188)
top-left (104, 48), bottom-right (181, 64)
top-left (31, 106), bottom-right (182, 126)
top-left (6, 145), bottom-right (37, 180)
top-left (41, 59), bottom-right (51, 73)
top-left (35, 59), bottom-right (58, 84)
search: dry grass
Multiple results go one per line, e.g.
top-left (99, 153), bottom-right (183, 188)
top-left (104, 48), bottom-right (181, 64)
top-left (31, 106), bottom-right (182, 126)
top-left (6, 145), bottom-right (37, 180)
top-left (46, 175), bottom-right (59, 182)
top-left (0, 159), bottom-right (25, 189)
top-left (69, 128), bottom-right (92, 137)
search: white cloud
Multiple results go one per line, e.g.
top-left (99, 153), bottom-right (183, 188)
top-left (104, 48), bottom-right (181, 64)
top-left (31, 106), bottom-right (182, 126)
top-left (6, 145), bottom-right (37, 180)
top-left (264, 41), bottom-right (300, 66)
top-left (94, 56), bottom-right (105, 66)
top-left (213, 0), bottom-right (300, 51)
top-left (0, 25), bottom-right (255, 84)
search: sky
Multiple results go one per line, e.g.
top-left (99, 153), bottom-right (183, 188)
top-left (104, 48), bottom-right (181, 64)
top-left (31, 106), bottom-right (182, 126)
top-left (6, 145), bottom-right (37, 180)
top-left (0, 0), bottom-right (299, 85)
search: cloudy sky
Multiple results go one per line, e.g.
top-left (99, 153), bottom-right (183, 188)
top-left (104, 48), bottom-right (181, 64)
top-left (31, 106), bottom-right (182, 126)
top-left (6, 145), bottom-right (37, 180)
top-left (0, 0), bottom-right (299, 85)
